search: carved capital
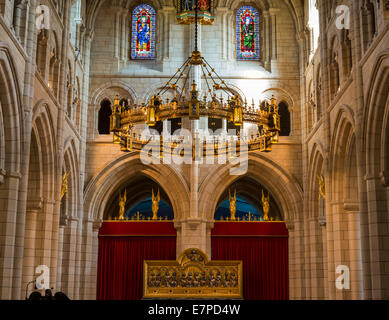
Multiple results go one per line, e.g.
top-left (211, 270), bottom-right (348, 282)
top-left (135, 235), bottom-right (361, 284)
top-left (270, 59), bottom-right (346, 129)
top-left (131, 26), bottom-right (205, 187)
top-left (93, 219), bottom-right (103, 232)
top-left (380, 171), bottom-right (389, 187)
top-left (0, 168), bottom-right (6, 185)
top-left (284, 220), bottom-right (294, 231)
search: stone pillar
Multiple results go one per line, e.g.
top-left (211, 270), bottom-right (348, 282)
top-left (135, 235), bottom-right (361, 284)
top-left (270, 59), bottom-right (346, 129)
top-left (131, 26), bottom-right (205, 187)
top-left (0, 174), bottom-right (21, 299)
top-left (61, 216), bottom-right (79, 299)
top-left (161, 6), bottom-right (175, 61)
top-left (344, 207), bottom-right (363, 300)
top-left (263, 11), bottom-right (271, 69)
top-left (56, 224), bottom-right (65, 291)
top-left (21, 209), bottom-right (38, 298)
top-left (269, 8), bottom-right (279, 60)
top-left (11, 0), bottom-right (37, 300)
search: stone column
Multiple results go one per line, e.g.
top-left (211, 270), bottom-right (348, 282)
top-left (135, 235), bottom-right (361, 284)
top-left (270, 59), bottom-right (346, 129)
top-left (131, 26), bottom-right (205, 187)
top-left (0, 173), bottom-right (21, 299)
top-left (56, 223), bottom-right (65, 291)
top-left (78, 29), bottom-right (96, 299)
top-left (22, 209), bottom-right (38, 298)
top-left (269, 8), bottom-right (279, 60)
top-left (161, 6), bottom-right (175, 61)
top-left (11, 0), bottom-right (37, 300)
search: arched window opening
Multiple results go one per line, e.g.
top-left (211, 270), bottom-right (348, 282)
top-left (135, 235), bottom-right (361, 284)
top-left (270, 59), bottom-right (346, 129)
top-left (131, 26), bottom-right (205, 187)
top-left (104, 176), bottom-right (174, 221)
top-left (168, 118), bottom-right (182, 135)
top-left (208, 118), bottom-right (223, 133)
top-left (342, 30), bottom-right (353, 79)
top-left (70, 0), bottom-right (82, 48)
top-left (36, 30), bottom-right (48, 77)
top-left (361, 0), bottom-right (377, 51)
top-left (330, 49), bottom-right (340, 98)
top-left (279, 102), bottom-right (291, 137)
top-left (131, 4), bottom-right (156, 60)
top-left (120, 98), bottom-right (128, 109)
top-left (98, 99), bottom-right (112, 135)
top-left (236, 6), bottom-right (260, 61)
top-left (316, 64), bottom-right (322, 121)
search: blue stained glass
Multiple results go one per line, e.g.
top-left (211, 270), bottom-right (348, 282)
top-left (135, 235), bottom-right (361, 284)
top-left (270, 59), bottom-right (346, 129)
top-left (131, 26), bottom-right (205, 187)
top-left (131, 4), bottom-right (156, 60)
top-left (236, 6), bottom-right (260, 61)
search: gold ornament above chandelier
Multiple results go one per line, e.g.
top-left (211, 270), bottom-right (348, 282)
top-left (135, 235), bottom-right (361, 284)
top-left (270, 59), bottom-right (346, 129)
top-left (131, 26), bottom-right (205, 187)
top-left (175, 0), bottom-right (215, 25)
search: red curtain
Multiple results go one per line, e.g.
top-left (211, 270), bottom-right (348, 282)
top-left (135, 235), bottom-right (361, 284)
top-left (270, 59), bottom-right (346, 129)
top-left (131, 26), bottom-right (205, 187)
top-left (211, 223), bottom-right (288, 300)
top-left (97, 222), bottom-right (176, 300)
top-left (97, 236), bottom-right (176, 300)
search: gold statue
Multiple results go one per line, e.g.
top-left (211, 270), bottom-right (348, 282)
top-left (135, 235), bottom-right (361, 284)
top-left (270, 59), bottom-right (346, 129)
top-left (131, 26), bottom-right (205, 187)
top-left (152, 188), bottom-right (160, 220)
top-left (118, 190), bottom-right (126, 220)
top-left (228, 188), bottom-right (237, 221)
top-left (261, 190), bottom-right (270, 221)
top-left (318, 174), bottom-right (326, 200)
top-left (60, 172), bottom-right (70, 200)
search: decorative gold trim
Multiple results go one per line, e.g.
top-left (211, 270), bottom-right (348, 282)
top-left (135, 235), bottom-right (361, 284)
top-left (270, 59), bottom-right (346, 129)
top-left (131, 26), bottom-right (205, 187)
top-left (102, 220), bottom-right (173, 223)
top-left (211, 235), bottom-right (288, 238)
top-left (143, 248), bottom-right (243, 299)
top-left (98, 234), bottom-right (176, 237)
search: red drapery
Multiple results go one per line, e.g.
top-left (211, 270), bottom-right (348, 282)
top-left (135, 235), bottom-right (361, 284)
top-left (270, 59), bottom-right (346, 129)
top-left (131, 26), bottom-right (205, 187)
top-left (97, 222), bottom-right (176, 300)
top-left (211, 222), bottom-right (288, 300)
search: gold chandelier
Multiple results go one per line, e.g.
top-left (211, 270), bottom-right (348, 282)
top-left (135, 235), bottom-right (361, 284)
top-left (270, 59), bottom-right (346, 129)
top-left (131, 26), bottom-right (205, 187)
top-left (110, 1), bottom-right (281, 157)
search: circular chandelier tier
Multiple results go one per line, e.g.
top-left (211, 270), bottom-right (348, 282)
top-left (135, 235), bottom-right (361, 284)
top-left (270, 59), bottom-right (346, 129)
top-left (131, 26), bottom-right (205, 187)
top-left (109, 0), bottom-right (281, 156)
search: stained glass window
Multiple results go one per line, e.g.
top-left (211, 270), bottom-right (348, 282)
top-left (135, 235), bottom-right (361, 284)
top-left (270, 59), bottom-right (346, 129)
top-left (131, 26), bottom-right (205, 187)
top-left (236, 6), bottom-right (260, 61)
top-left (131, 4), bottom-right (156, 60)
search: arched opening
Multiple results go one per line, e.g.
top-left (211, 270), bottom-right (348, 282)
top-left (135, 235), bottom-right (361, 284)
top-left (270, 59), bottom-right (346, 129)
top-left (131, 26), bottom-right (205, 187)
top-left (330, 53), bottom-right (340, 98)
top-left (342, 30), bottom-right (353, 79)
top-left (211, 176), bottom-right (288, 300)
top-left (97, 175), bottom-right (176, 300)
top-left (308, 147), bottom-right (327, 299)
top-left (316, 64), bottom-right (322, 120)
top-left (98, 99), bottom-right (112, 135)
top-left (23, 107), bottom-right (56, 298)
top-left (104, 175), bottom-right (174, 221)
top-left (36, 30), bottom-right (48, 77)
top-left (361, 0), bottom-right (377, 51)
top-left (279, 101), bottom-right (291, 136)
top-left (331, 115), bottom-right (362, 299)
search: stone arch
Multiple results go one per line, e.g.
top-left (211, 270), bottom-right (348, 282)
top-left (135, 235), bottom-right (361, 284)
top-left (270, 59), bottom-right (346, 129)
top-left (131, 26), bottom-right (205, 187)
top-left (141, 81), bottom-right (183, 104)
top-left (84, 154), bottom-right (190, 222)
top-left (198, 153), bottom-right (303, 223)
top-left (89, 81), bottom-right (137, 137)
top-left (22, 101), bottom-right (57, 295)
top-left (86, 0), bottom-right (162, 34)
top-left (30, 101), bottom-right (57, 202)
top-left (361, 50), bottom-right (389, 300)
top-left (0, 43), bottom-right (23, 298)
top-left (62, 138), bottom-right (80, 219)
top-left (330, 106), bottom-right (357, 202)
top-left (227, 0), bottom-right (268, 12)
top-left (363, 51), bottom-right (389, 179)
top-left (48, 30), bottom-right (61, 98)
top-left (328, 107), bottom-right (362, 299)
top-left (308, 142), bottom-right (325, 219)
top-left (260, 87), bottom-right (296, 135)
top-left (329, 35), bottom-right (340, 99)
top-left (260, 87), bottom-right (295, 109)
top-left (0, 43), bottom-right (23, 175)
top-left (56, 138), bottom-right (80, 295)
top-left (307, 142), bottom-right (328, 299)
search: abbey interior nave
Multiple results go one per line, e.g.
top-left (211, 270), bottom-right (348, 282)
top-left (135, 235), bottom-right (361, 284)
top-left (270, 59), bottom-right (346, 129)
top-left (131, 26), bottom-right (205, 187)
top-left (0, 0), bottom-right (389, 301)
